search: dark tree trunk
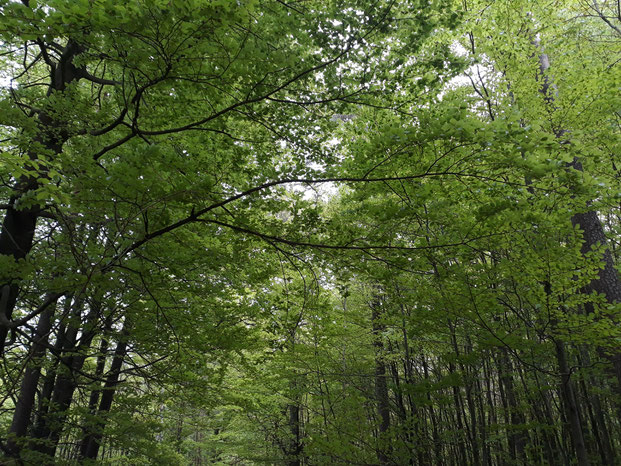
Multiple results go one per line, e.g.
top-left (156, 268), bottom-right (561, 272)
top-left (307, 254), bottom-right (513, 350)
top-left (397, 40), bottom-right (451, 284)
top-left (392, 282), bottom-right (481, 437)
top-left (31, 299), bottom-right (99, 458)
top-left (422, 354), bottom-right (442, 465)
top-left (286, 401), bottom-right (302, 466)
top-left (397, 302), bottom-right (422, 464)
top-left (449, 323), bottom-right (479, 465)
top-left (555, 339), bottom-right (589, 466)
top-left (577, 346), bottom-right (616, 465)
top-left (32, 316), bottom-right (70, 444)
top-left (5, 299), bottom-right (56, 457)
top-left (79, 329), bottom-right (128, 460)
top-left (497, 349), bottom-right (527, 461)
top-left (572, 208), bottom-right (621, 396)
top-left (371, 297), bottom-right (391, 465)
top-left (77, 316), bottom-right (113, 457)
top-left (447, 359), bottom-right (467, 465)
top-left (536, 46), bottom-right (621, 399)
top-left (0, 39), bottom-right (83, 353)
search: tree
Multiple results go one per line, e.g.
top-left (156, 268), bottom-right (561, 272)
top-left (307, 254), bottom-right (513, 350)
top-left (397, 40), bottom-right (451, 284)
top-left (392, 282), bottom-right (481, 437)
top-left (0, 0), bottom-right (457, 461)
top-left (2, 0), bottom-right (620, 463)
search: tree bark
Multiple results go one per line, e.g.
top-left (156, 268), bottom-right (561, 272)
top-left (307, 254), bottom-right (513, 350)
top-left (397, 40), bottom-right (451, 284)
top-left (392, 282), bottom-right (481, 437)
top-left (555, 339), bottom-right (590, 466)
top-left (286, 400), bottom-right (302, 466)
top-left (371, 297), bottom-right (391, 465)
top-left (77, 316), bottom-right (112, 455)
top-left (536, 45), bottom-right (621, 398)
top-left (79, 327), bottom-right (128, 460)
top-left (497, 349), bottom-right (527, 461)
top-left (5, 298), bottom-right (56, 457)
top-left (31, 298), bottom-right (99, 458)
top-left (0, 39), bottom-right (83, 353)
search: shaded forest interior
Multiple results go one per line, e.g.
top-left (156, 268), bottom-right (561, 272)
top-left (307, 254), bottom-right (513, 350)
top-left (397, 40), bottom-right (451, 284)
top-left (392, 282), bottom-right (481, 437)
top-left (0, 0), bottom-right (620, 464)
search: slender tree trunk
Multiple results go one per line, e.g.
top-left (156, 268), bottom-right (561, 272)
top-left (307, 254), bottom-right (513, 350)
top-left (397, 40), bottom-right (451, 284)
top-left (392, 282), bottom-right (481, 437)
top-left (449, 323), bottom-right (479, 465)
top-left (32, 299), bottom-right (99, 458)
top-left (475, 375), bottom-right (490, 466)
top-left (32, 315), bottom-right (70, 443)
top-left (482, 359), bottom-right (498, 465)
top-left (371, 297), bottom-right (391, 465)
top-left (5, 299), bottom-right (56, 457)
top-left (0, 40), bottom-right (83, 353)
top-left (389, 355), bottom-right (416, 465)
top-left (79, 328), bottom-right (128, 460)
top-left (396, 303), bottom-right (422, 464)
top-left (78, 316), bottom-right (113, 457)
top-left (286, 400), bottom-right (302, 466)
top-left (577, 346), bottom-right (616, 465)
top-left (555, 339), bottom-right (589, 466)
top-left (536, 46), bottom-right (621, 400)
top-left (497, 349), bottom-right (527, 462)
top-left (422, 354), bottom-right (442, 465)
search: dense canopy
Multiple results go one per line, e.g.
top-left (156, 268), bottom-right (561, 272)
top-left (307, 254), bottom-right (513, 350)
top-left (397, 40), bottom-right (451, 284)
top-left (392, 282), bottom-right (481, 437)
top-left (0, 0), bottom-right (620, 464)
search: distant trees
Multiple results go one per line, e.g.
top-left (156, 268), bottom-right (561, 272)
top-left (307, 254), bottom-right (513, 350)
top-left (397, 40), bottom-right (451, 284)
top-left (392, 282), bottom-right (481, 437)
top-left (1, 0), bottom-right (620, 464)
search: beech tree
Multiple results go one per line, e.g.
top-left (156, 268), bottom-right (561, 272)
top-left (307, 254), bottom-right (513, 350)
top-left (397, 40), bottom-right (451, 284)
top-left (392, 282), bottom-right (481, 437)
top-left (1, 0), bottom-right (620, 464)
top-left (0, 0), bottom-right (460, 462)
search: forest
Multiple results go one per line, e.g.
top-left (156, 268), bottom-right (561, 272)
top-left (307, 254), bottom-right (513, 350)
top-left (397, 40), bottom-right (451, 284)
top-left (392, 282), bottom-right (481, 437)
top-left (0, 0), bottom-right (620, 464)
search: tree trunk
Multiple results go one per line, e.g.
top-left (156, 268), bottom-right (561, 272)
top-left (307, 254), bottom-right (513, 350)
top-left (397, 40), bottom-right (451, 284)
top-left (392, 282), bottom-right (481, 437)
top-left (32, 299), bottom-right (99, 458)
top-left (422, 354), bottom-right (442, 465)
top-left (0, 39), bottom-right (83, 353)
top-left (497, 349), bottom-right (527, 461)
top-left (371, 297), bottom-right (391, 465)
top-left (79, 329), bottom-right (128, 460)
top-left (78, 316), bottom-right (113, 458)
top-left (5, 298), bottom-right (56, 457)
top-left (555, 339), bottom-right (589, 466)
top-left (449, 323), bottom-right (479, 465)
top-left (286, 401), bottom-right (302, 466)
top-left (536, 46), bottom-right (621, 399)
top-left (577, 346), bottom-right (616, 465)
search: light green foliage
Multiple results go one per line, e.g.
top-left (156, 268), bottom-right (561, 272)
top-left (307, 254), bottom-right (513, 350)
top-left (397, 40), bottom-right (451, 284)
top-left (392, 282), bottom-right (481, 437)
top-left (1, 0), bottom-right (620, 464)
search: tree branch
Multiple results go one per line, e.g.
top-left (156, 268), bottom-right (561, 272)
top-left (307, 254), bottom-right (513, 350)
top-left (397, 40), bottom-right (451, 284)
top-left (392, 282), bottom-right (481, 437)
top-left (0, 288), bottom-right (63, 330)
top-left (202, 218), bottom-right (501, 252)
top-left (139, 43), bottom-right (355, 136)
top-left (76, 68), bottom-right (121, 86)
top-left (592, 0), bottom-right (621, 36)
top-left (102, 170), bottom-right (543, 269)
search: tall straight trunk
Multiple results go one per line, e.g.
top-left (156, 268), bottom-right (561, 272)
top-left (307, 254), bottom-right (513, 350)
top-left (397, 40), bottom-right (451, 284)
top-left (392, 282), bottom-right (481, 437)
top-left (5, 299), bottom-right (56, 457)
top-left (0, 40), bottom-right (83, 353)
top-left (463, 336), bottom-right (489, 466)
top-left (286, 401), bottom-right (302, 466)
top-left (463, 374), bottom-right (480, 465)
top-left (78, 316), bottom-right (113, 456)
top-left (32, 316), bottom-right (70, 442)
top-left (573, 208), bottom-right (621, 395)
top-left (447, 362), bottom-right (467, 464)
top-left (389, 355), bottom-right (417, 465)
top-left (482, 358), bottom-right (499, 465)
top-left (555, 339), bottom-right (589, 466)
top-left (536, 46), bottom-right (621, 398)
top-left (578, 373), bottom-right (608, 465)
top-left (421, 355), bottom-right (442, 465)
top-left (79, 329), bottom-right (128, 460)
top-left (395, 301), bottom-right (423, 464)
top-left (448, 323), bottom-right (479, 465)
top-left (577, 346), bottom-right (615, 465)
top-left (497, 349), bottom-right (527, 461)
top-left (532, 41), bottom-right (619, 464)
top-left (528, 366), bottom-right (563, 465)
top-left (31, 309), bottom-right (80, 450)
top-left (284, 358), bottom-right (303, 466)
top-left (32, 299), bottom-right (99, 458)
top-left (371, 298), bottom-right (391, 465)
top-left (474, 375), bottom-right (490, 466)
